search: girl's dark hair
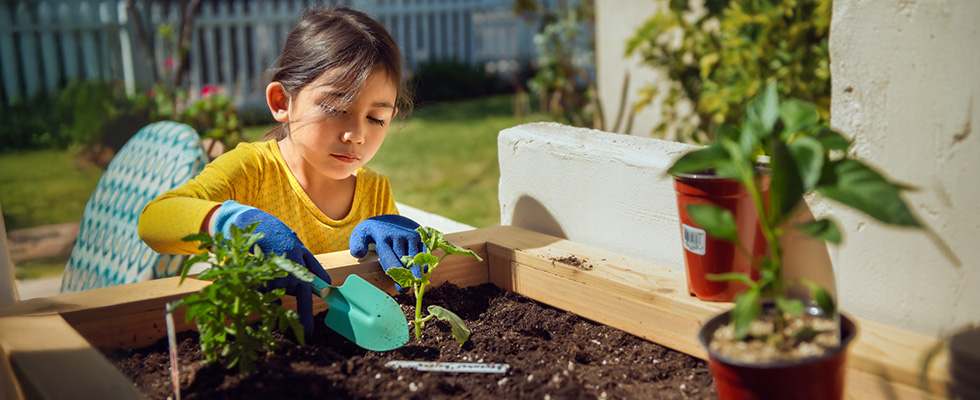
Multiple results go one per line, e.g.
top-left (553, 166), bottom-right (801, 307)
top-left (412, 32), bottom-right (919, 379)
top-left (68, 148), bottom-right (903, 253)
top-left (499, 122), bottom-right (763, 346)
top-left (261, 7), bottom-right (410, 141)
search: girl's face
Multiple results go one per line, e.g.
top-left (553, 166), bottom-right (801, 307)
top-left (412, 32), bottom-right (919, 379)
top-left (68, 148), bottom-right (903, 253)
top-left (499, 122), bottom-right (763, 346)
top-left (270, 68), bottom-right (398, 182)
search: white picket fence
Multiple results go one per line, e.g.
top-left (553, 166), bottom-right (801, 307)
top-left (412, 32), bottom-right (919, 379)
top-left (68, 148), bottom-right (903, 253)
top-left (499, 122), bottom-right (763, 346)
top-left (0, 0), bottom-right (541, 110)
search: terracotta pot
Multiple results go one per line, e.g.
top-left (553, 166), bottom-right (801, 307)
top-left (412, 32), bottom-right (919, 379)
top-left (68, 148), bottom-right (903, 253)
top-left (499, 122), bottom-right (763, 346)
top-left (672, 170), bottom-right (770, 302)
top-left (699, 308), bottom-right (857, 400)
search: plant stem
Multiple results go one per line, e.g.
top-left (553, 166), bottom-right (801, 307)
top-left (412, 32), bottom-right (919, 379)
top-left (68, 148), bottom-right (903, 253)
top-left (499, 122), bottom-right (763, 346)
top-left (742, 167), bottom-right (788, 342)
top-left (413, 282), bottom-right (426, 339)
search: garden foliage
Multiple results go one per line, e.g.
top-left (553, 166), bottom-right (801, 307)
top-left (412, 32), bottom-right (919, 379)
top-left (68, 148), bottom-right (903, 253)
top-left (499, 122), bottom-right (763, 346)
top-left (627, 0), bottom-right (831, 143)
top-left (171, 222), bottom-right (312, 375)
top-left (514, 0), bottom-right (599, 129)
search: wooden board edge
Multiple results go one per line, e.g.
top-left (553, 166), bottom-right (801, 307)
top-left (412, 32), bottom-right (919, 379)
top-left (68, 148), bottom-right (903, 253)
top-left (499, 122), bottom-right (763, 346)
top-left (0, 314), bottom-right (143, 400)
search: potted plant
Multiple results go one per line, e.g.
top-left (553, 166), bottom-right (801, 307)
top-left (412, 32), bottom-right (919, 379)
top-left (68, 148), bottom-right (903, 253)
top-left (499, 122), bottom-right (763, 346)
top-left (668, 81), bottom-right (922, 399)
top-left (672, 167), bottom-right (768, 302)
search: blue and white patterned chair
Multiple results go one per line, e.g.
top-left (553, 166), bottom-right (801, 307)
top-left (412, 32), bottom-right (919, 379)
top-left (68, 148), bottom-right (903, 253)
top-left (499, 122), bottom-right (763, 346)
top-left (60, 121), bottom-right (209, 292)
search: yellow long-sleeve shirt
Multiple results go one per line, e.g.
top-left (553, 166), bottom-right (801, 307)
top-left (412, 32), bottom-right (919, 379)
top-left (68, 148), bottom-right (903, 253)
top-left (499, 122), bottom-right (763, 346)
top-left (138, 140), bottom-right (398, 255)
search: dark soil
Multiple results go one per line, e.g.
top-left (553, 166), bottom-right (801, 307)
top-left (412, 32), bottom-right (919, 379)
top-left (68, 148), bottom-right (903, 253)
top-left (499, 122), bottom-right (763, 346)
top-left (105, 283), bottom-right (716, 399)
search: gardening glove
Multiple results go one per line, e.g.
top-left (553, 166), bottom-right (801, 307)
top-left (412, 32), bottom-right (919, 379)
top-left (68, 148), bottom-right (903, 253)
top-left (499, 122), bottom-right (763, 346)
top-left (349, 214), bottom-right (425, 292)
top-left (212, 200), bottom-right (331, 338)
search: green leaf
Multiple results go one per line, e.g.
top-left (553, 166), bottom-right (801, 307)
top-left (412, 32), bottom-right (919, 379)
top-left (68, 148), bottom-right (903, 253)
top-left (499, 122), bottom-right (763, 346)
top-left (269, 257), bottom-right (314, 283)
top-left (731, 288), bottom-right (761, 340)
top-left (667, 144), bottom-right (730, 176)
top-left (745, 81), bottom-right (780, 137)
top-left (436, 241), bottom-right (483, 261)
top-left (778, 99), bottom-right (819, 138)
top-left (417, 226), bottom-right (444, 251)
top-left (786, 136), bottom-right (824, 191)
top-left (796, 218), bottom-right (842, 244)
top-left (800, 280), bottom-right (837, 318)
top-left (385, 267), bottom-right (418, 289)
top-left (687, 204), bottom-right (738, 244)
top-left (816, 159), bottom-right (922, 227)
top-left (706, 272), bottom-right (754, 285)
top-left (182, 232), bottom-right (212, 246)
top-left (774, 296), bottom-right (805, 316)
top-left (427, 305), bottom-right (471, 346)
top-left (816, 128), bottom-right (851, 152)
top-left (813, 286), bottom-right (836, 318)
top-left (405, 252), bottom-right (440, 270)
top-left (769, 140), bottom-right (806, 225)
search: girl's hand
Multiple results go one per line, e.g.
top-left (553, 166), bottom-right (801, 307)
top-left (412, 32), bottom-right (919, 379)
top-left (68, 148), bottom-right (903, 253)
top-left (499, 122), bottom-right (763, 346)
top-left (212, 200), bottom-right (331, 338)
top-left (349, 215), bottom-right (425, 291)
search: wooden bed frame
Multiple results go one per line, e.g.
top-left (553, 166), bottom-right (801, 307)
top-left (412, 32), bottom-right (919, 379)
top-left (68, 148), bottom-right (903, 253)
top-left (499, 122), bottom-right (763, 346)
top-left (0, 226), bottom-right (949, 399)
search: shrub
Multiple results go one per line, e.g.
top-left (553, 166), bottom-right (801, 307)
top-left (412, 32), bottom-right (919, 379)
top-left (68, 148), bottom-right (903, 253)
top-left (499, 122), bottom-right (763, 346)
top-left (626, 0), bottom-right (831, 143)
top-left (0, 80), bottom-right (127, 153)
top-left (517, 0), bottom-right (599, 128)
top-left (409, 59), bottom-right (505, 103)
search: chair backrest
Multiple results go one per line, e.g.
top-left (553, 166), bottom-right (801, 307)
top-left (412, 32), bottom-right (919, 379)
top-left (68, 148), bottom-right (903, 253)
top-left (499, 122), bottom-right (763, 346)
top-left (60, 121), bottom-right (208, 292)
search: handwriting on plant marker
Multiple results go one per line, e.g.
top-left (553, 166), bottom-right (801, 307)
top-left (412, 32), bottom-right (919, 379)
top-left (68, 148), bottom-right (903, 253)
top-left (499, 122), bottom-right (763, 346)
top-left (385, 361), bottom-right (510, 374)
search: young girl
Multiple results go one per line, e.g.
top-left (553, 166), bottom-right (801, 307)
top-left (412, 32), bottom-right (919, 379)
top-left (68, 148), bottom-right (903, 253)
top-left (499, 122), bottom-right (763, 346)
top-left (138, 7), bottom-right (424, 337)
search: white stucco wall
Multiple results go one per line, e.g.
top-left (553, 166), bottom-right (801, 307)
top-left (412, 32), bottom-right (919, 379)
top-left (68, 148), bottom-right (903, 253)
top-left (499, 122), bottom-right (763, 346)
top-left (594, 0), bottom-right (665, 137)
top-left (827, 0), bottom-right (980, 335)
top-left (498, 0), bottom-right (979, 336)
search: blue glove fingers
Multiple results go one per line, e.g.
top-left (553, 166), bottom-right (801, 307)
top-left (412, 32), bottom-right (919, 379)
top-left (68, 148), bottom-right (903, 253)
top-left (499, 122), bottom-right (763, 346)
top-left (302, 249), bottom-right (331, 285)
top-left (349, 227), bottom-right (375, 258)
top-left (375, 243), bottom-right (409, 292)
top-left (294, 282), bottom-right (315, 339)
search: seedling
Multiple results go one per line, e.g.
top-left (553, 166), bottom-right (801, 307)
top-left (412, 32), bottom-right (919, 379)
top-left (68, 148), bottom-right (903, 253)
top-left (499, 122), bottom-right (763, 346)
top-left (385, 227), bottom-right (483, 346)
top-left (169, 222), bottom-right (315, 374)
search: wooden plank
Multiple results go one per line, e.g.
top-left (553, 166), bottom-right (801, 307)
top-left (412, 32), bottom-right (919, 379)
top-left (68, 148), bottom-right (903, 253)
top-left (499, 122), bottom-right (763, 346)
top-left (848, 317), bottom-right (950, 396)
top-left (846, 368), bottom-right (944, 400)
top-left (484, 227), bottom-right (731, 322)
top-left (0, 314), bottom-right (143, 400)
top-left (0, 276), bottom-right (210, 318)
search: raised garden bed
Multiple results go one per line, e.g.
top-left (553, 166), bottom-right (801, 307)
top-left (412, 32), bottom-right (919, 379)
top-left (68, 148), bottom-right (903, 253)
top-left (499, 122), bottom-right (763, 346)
top-left (107, 282), bottom-right (715, 399)
top-left (0, 226), bottom-right (952, 399)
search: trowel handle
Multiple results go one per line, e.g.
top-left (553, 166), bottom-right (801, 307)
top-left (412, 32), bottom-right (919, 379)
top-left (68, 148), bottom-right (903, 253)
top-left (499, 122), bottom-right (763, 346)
top-left (311, 276), bottom-right (332, 298)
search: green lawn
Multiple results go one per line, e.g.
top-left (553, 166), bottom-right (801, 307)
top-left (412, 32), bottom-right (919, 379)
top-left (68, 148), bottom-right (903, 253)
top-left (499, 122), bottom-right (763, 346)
top-left (3, 94), bottom-right (550, 279)
top-left (0, 149), bottom-right (104, 231)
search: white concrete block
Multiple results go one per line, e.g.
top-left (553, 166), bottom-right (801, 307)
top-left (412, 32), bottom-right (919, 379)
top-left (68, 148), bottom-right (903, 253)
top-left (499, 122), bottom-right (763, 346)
top-left (498, 122), bottom-right (698, 271)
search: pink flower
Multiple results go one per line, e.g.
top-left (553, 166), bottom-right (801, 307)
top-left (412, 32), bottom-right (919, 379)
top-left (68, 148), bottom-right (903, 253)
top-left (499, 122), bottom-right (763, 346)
top-left (201, 85), bottom-right (222, 97)
top-left (165, 58), bottom-right (174, 68)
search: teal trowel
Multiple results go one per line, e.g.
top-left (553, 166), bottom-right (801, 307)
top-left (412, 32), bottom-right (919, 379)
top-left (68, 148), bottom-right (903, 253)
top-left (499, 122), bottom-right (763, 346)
top-left (311, 275), bottom-right (408, 351)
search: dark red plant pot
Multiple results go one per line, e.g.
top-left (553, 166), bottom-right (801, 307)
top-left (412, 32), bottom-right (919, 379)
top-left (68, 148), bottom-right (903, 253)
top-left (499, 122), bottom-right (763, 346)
top-left (699, 309), bottom-right (857, 400)
top-left (672, 171), bottom-right (769, 302)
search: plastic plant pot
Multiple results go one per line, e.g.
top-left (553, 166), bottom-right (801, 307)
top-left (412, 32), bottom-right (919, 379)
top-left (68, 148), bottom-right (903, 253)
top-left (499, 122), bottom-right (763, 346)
top-left (699, 307), bottom-right (857, 400)
top-left (672, 170), bottom-right (770, 302)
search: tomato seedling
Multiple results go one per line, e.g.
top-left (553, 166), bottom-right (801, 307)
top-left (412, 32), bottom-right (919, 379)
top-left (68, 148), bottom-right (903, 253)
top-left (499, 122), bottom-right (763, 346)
top-left (385, 227), bottom-right (482, 346)
top-left (170, 222), bottom-right (314, 374)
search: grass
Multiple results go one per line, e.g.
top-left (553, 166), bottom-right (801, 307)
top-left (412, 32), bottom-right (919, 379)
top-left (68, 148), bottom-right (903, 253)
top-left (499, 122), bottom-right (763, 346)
top-left (0, 149), bottom-right (102, 280)
top-left (0, 148), bottom-right (104, 231)
top-left (2, 94), bottom-right (550, 280)
top-left (13, 257), bottom-right (69, 280)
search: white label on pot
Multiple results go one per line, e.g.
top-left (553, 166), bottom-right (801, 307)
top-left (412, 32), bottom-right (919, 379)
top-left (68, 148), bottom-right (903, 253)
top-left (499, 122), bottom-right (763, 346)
top-left (682, 224), bottom-right (706, 255)
top-left (385, 361), bottom-right (510, 374)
